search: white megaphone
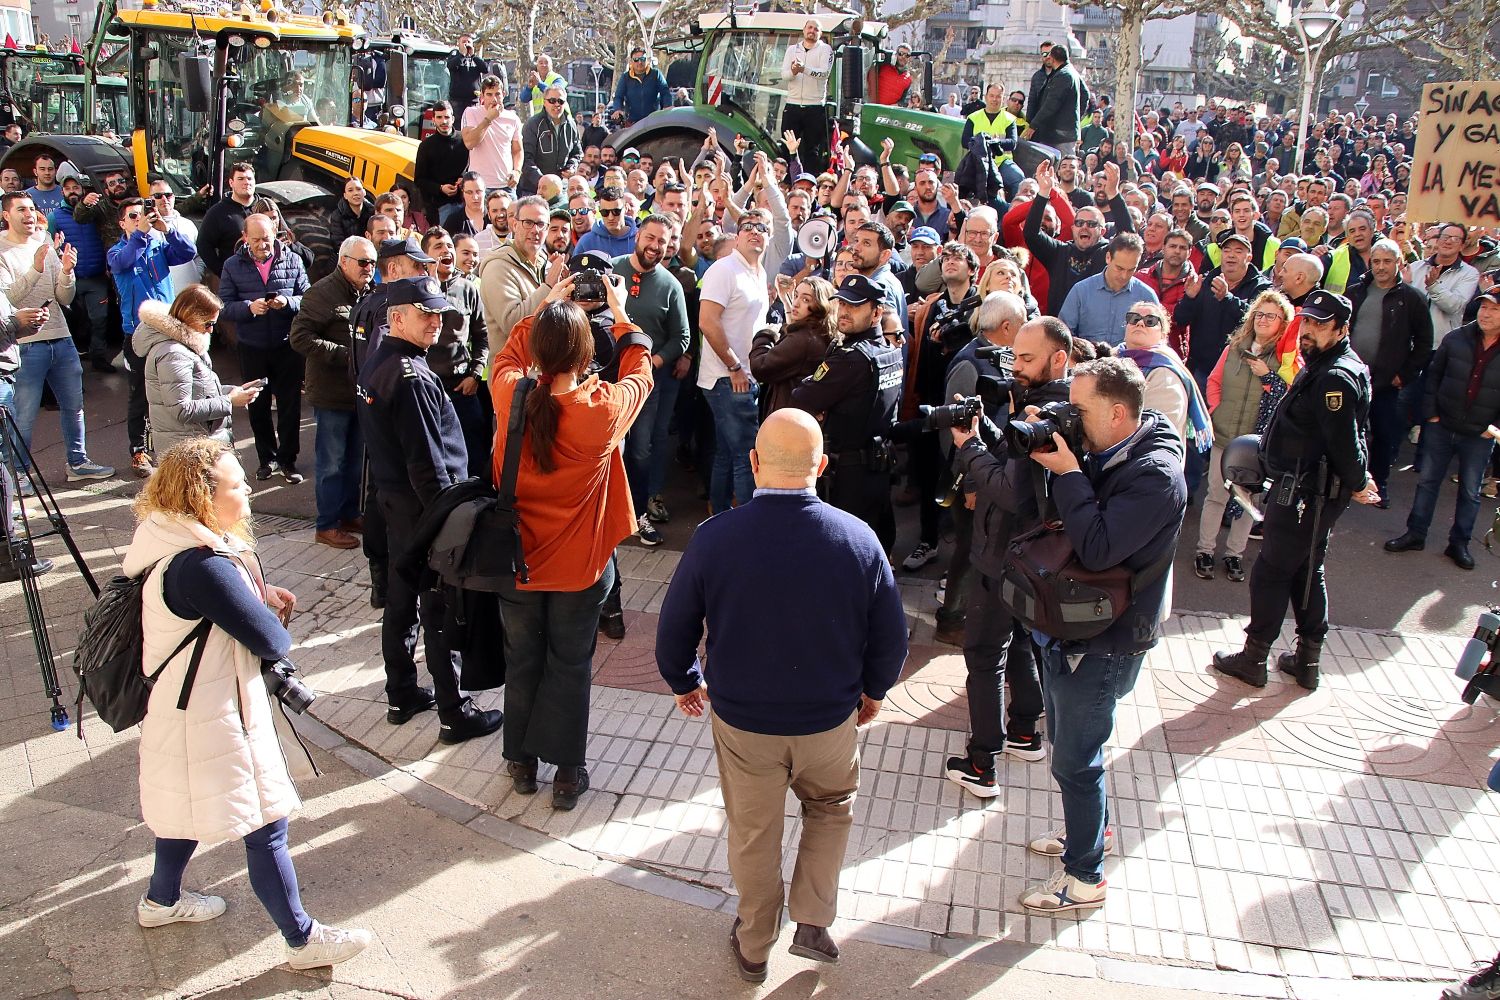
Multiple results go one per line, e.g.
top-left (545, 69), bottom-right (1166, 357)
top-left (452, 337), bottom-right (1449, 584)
top-left (796, 217), bottom-right (836, 259)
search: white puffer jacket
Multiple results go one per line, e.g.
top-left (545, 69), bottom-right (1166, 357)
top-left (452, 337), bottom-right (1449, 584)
top-left (121, 512), bottom-right (300, 846)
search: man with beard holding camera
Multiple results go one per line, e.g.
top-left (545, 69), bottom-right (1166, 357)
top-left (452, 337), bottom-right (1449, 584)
top-left (1213, 291), bottom-right (1378, 691)
top-left (791, 275), bottom-right (903, 553)
top-left (985, 356), bottom-right (1186, 913)
top-left (944, 312), bottom-right (1068, 794)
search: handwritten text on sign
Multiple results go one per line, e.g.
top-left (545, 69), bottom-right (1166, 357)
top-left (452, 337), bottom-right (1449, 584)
top-left (1410, 81), bottom-right (1500, 225)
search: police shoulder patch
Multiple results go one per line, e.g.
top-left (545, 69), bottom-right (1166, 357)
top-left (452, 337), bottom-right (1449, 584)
top-left (1324, 390), bottom-right (1343, 412)
top-left (401, 358), bottom-right (419, 380)
top-left (811, 362), bottom-right (829, 381)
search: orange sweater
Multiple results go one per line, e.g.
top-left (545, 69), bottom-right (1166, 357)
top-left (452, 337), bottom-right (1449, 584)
top-left (490, 315), bottom-right (652, 592)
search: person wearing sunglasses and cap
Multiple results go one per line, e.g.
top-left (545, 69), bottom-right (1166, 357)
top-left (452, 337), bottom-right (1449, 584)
top-left (1213, 289), bottom-right (1379, 692)
top-left (519, 85), bottom-right (582, 198)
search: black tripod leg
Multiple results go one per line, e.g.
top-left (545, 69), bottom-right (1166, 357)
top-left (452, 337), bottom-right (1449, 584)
top-left (13, 537), bottom-right (68, 731)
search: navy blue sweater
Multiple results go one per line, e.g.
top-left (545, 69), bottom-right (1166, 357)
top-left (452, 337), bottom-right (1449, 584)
top-left (656, 492), bottom-right (909, 736)
top-left (164, 549), bottom-right (291, 661)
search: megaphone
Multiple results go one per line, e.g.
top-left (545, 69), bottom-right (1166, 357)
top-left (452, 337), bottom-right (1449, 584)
top-left (797, 217), bottom-right (836, 259)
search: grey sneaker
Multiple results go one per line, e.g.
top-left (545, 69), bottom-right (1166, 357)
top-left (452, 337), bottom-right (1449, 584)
top-left (1443, 953), bottom-right (1500, 999)
top-left (637, 512), bottom-right (663, 547)
top-left (902, 542), bottom-right (938, 571)
top-left (137, 890), bottom-right (226, 927)
top-left (285, 921), bottom-right (372, 970)
top-left (646, 494), bottom-right (671, 524)
top-left (66, 461), bottom-right (115, 482)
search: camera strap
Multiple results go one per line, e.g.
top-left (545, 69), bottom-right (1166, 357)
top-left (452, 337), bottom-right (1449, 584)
top-left (498, 376), bottom-right (535, 512)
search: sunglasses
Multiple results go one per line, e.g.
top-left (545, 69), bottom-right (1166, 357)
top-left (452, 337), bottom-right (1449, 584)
top-left (545, 98), bottom-right (565, 106)
top-left (1074, 220), bottom-right (1103, 229)
top-left (1125, 313), bottom-right (1163, 327)
top-left (599, 207), bottom-right (623, 217)
top-left (571, 207), bottom-right (593, 217)
top-left (124, 212), bottom-right (143, 220)
top-left (344, 256), bottom-right (377, 267)
top-left (740, 222), bottom-right (770, 234)
top-left (152, 192), bottom-right (174, 200)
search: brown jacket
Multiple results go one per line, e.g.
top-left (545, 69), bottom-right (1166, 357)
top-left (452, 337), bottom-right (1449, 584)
top-left (749, 321), bottom-right (833, 419)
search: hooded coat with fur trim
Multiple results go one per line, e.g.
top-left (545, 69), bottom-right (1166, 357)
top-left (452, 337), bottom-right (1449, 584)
top-left (134, 299), bottom-right (235, 454)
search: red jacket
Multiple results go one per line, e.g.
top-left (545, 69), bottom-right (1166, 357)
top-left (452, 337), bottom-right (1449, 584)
top-left (1003, 191), bottom-right (1073, 315)
top-left (1137, 262), bottom-right (1192, 359)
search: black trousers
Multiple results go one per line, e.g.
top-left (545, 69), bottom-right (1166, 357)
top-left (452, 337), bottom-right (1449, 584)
top-left (911, 432), bottom-right (944, 548)
top-left (236, 342), bottom-right (304, 468)
top-left (824, 466), bottom-right (895, 553)
top-left (376, 489), bottom-right (464, 716)
top-left (121, 335), bottom-right (149, 454)
top-left (1246, 494), bottom-right (1349, 646)
top-left (962, 571), bottom-right (1044, 758)
top-left (782, 103), bottom-right (830, 173)
top-left (446, 384), bottom-right (494, 483)
top-left (938, 504), bottom-right (972, 627)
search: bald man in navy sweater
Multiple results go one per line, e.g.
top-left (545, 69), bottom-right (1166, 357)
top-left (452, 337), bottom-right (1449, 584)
top-left (656, 408), bottom-right (908, 983)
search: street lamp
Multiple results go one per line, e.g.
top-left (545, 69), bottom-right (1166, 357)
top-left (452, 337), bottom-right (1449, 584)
top-left (1353, 96), bottom-right (1369, 119)
top-left (632, 0), bottom-right (665, 53)
top-left (1293, 0), bottom-right (1342, 174)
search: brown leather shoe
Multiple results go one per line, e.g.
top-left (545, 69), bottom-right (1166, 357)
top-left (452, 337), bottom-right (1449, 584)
top-left (789, 923), bottom-right (839, 963)
top-left (729, 918), bottom-right (768, 983)
top-left (338, 517), bottom-right (365, 534)
top-left (315, 528), bottom-right (360, 550)
top-left (507, 758), bottom-right (538, 795)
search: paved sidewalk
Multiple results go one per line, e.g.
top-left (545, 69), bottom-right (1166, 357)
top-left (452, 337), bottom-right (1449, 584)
top-left (7, 474), bottom-right (1499, 998)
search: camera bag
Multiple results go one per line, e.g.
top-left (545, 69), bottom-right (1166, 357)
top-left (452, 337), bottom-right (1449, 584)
top-left (999, 522), bottom-right (1173, 642)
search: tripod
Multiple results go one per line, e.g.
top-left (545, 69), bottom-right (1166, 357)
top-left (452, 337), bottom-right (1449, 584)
top-left (1, 402), bottom-right (98, 731)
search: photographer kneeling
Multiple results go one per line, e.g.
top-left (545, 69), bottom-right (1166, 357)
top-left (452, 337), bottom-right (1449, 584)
top-left (943, 310), bottom-right (1069, 795)
top-left (991, 357), bottom-right (1188, 914)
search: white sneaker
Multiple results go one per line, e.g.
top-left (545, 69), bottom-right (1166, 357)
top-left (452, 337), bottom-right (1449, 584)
top-left (285, 920), bottom-right (373, 970)
top-left (137, 890), bottom-right (227, 927)
top-left (934, 574), bottom-right (947, 603)
top-left (636, 512), bottom-right (664, 547)
top-left (1029, 825), bottom-right (1114, 857)
top-left (1019, 869), bottom-right (1107, 913)
top-left (901, 542), bottom-right (938, 571)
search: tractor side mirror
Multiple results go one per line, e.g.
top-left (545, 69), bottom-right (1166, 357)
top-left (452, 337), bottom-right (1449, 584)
top-left (180, 54), bottom-right (214, 113)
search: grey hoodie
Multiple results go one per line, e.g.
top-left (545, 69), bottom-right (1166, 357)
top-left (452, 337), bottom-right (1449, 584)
top-left (133, 300), bottom-right (235, 453)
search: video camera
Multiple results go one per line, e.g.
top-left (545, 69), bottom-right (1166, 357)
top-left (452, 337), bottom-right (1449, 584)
top-left (1456, 608), bottom-right (1500, 704)
top-left (928, 294), bottom-right (983, 355)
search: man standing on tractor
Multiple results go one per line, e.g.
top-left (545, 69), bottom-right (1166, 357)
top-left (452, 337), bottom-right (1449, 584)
top-left (608, 48), bottom-right (672, 128)
top-left (780, 20), bottom-right (834, 172)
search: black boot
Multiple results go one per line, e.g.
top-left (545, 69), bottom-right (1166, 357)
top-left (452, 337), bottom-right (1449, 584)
top-left (369, 560), bottom-right (388, 610)
top-left (1212, 638), bottom-right (1272, 687)
top-left (1277, 638), bottom-right (1322, 692)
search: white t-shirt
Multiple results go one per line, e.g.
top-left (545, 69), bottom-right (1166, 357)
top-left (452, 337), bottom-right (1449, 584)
top-left (165, 213), bottom-right (204, 290)
top-left (461, 104), bottom-right (523, 189)
top-left (781, 40), bottom-right (833, 106)
top-left (698, 250), bottom-right (769, 390)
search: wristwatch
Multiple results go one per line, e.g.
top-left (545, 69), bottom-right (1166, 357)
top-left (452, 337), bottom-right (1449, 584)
top-left (726, 361), bottom-right (743, 373)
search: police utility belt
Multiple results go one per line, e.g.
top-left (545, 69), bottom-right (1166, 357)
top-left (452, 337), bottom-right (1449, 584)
top-left (827, 438), bottom-right (894, 474)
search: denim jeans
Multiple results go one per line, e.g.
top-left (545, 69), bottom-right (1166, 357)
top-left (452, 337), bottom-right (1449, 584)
top-left (625, 371), bottom-right (682, 511)
top-left (1038, 644), bottom-right (1147, 883)
top-left (148, 818), bottom-right (313, 947)
top-left (312, 408), bottom-right (363, 531)
top-left (12, 339), bottom-right (88, 468)
top-left (498, 560), bottom-right (614, 767)
top-left (703, 377), bottom-right (757, 514)
top-left (1407, 422), bottom-right (1494, 546)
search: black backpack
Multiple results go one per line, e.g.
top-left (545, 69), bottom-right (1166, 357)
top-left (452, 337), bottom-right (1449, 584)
top-left (72, 555), bottom-right (209, 737)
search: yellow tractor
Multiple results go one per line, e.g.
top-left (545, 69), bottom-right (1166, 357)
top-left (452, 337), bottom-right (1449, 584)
top-left (3, 0), bottom-right (420, 278)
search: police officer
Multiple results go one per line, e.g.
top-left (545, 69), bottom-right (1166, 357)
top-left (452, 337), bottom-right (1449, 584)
top-left (350, 237), bottom-right (436, 607)
top-left (791, 274), bottom-right (903, 552)
top-left (357, 277), bottom-right (503, 745)
top-left (1212, 290), bottom-right (1380, 691)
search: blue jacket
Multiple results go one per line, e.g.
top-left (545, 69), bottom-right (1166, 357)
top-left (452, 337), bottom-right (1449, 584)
top-left (48, 204), bottom-right (107, 279)
top-left (218, 245), bottom-right (310, 349)
top-left (655, 491), bottom-right (908, 736)
top-left (609, 68), bottom-right (671, 123)
top-left (1044, 410), bottom-right (1187, 653)
top-left (108, 228), bottom-right (198, 334)
top-left (573, 220), bottom-right (638, 259)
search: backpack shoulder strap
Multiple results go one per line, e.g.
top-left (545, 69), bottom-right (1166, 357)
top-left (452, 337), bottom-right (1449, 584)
top-left (497, 376), bottom-right (536, 508)
top-left (174, 622), bottom-right (213, 711)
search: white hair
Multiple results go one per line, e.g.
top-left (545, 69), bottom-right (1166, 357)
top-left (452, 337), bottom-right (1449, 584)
top-left (339, 236), bottom-right (374, 258)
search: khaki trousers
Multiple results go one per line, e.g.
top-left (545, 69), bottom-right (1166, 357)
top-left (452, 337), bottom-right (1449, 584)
top-left (712, 711), bottom-right (860, 963)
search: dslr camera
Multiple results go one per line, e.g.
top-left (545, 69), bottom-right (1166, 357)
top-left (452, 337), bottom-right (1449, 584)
top-left (929, 294), bottom-right (982, 354)
top-left (571, 268), bottom-right (608, 302)
top-left (911, 370), bottom-right (1012, 434)
top-left (1006, 399), bottom-right (1085, 458)
top-left (262, 658), bottom-right (316, 714)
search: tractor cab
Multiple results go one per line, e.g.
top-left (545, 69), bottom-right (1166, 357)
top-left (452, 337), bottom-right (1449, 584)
top-left (0, 51), bottom-right (87, 131)
top-left (367, 30), bottom-right (451, 138)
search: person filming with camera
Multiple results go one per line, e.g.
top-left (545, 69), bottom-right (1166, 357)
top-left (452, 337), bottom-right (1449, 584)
top-left (958, 356), bottom-right (1187, 914)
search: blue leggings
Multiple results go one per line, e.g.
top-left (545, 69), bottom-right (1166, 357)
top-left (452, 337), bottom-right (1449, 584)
top-left (148, 817), bottom-right (314, 947)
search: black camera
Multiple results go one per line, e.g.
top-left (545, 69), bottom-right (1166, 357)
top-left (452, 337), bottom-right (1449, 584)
top-left (917, 396), bottom-right (982, 431)
top-left (262, 658), bottom-right (316, 714)
top-left (571, 268), bottom-right (608, 302)
top-left (1006, 399), bottom-right (1085, 457)
top-left (930, 294), bottom-right (981, 353)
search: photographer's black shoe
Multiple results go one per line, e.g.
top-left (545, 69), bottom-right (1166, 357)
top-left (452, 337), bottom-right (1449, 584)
top-left (1384, 531), bottom-right (1426, 553)
top-left (1212, 639), bottom-right (1271, 687)
top-left (386, 687), bottom-right (436, 725)
top-left (1277, 639), bottom-right (1322, 692)
top-left (1447, 542), bottom-right (1476, 571)
top-left (438, 706), bottom-right (503, 745)
top-left (255, 461), bottom-right (280, 481)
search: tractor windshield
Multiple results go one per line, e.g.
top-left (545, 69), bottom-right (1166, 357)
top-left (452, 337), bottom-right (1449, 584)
top-left (700, 30), bottom-right (800, 139)
top-left (140, 34), bottom-right (211, 192)
top-left (3, 55), bottom-right (78, 100)
top-left (405, 53), bottom-right (448, 113)
top-left (232, 42), bottom-right (353, 129)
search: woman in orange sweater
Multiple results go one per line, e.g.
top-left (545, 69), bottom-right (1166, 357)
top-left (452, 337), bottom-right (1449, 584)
top-left (490, 273), bottom-right (653, 810)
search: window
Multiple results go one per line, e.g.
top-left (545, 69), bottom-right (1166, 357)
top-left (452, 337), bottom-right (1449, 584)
top-left (702, 30), bottom-right (798, 138)
top-left (145, 34), bottom-right (210, 191)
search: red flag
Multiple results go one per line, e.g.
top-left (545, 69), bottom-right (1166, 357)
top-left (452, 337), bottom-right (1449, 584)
top-left (3, 35), bottom-right (16, 50)
top-left (70, 37), bottom-right (82, 54)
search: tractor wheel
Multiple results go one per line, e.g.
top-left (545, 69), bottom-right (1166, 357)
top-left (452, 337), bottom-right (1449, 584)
top-left (634, 132), bottom-right (710, 170)
top-left (282, 203), bottom-right (337, 282)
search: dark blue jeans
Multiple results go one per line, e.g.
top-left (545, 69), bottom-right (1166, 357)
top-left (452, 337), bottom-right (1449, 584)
top-left (1367, 386), bottom-right (1405, 494)
top-left (703, 377), bottom-right (757, 514)
top-left (1038, 645), bottom-right (1146, 884)
top-left (625, 371), bottom-right (682, 511)
top-left (1407, 422), bottom-right (1494, 546)
top-left (498, 560), bottom-right (614, 767)
top-left (312, 408), bottom-right (363, 531)
top-left (148, 817), bottom-right (313, 947)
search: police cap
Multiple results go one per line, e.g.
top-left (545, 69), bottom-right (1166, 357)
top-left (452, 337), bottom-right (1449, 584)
top-left (834, 274), bottom-right (885, 305)
top-left (385, 277), bottom-right (463, 329)
top-left (568, 251), bottom-right (615, 274)
top-left (1298, 289), bottom-right (1352, 326)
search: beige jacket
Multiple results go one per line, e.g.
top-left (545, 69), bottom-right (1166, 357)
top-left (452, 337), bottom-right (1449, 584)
top-left (477, 242), bottom-right (549, 364)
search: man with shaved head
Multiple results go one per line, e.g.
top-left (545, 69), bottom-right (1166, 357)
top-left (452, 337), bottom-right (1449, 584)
top-left (656, 407), bottom-right (909, 983)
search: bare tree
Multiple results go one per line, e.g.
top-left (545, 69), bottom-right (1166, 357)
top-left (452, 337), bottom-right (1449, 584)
top-left (819, 0), bottom-right (958, 32)
top-left (1387, 0), bottom-right (1500, 81)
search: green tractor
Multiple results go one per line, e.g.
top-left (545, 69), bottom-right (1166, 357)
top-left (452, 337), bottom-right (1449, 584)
top-left (608, 12), bottom-right (964, 173)
top-left (0, 49), bottom-right (130, 136)
top-left (363, 29), bottom-right (453, 139)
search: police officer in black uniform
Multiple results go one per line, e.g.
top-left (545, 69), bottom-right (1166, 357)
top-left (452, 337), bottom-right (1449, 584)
top-left (358, 277), bottom-right (502, 744)
top-left (790, 274), bottom-right (904, 552)
top-left (1213, 290), bottom-right (1381, 691)
top-left (351, 237), bottom-right (436, 608)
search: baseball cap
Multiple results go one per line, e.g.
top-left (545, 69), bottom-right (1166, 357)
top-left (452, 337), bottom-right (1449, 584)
top-left (885, 200), bottom-right (915, 218)
top-left (1217, 232), bottom-right (1252, 250)
top-left (1195, 182), bottom-right (1220, 195)
top-left (1298, 289), bottom-right (1352, 325)
top-left (909, 226), bottom-right (941, 246)
top-left (568, 251), bottom-right (614, 274)
top-left (1476, 289), bottom-right (1500, 306)
top-left (385, 277), bottom-right (462, 328)
top-left (833, 274), bottom-right (885, 305)
top-left (792, 172), bottom-right (817, 187)
top-left (1279, 237), bottom-right (1309, 253)
top-left (621, 147), bottom-right (641, 161)
top-left (378, 236), bottom-right (435, 264)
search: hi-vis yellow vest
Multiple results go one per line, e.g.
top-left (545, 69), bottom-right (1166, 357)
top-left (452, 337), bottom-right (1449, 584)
top-left (967, 108), bottom-right (1023, 166)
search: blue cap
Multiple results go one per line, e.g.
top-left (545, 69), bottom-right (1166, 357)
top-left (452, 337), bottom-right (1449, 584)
top-left (384, 277), bottom-right (460, 324)
top-left (1298, 289), bottom-right (1352, 325)
top-left (909, 226), bottom-right (941, 246)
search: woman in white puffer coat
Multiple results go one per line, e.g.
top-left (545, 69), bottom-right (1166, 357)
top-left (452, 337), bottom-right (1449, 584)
top-left (120, 438), bottom-right (369, 970)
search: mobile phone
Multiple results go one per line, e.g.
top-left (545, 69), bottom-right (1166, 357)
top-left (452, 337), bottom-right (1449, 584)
top-left (262, 293), bottom-right (276, 301)
top-left (38, 298), bottom-right (52, 309)
top-left (248, 378), bottom-right (269, 389)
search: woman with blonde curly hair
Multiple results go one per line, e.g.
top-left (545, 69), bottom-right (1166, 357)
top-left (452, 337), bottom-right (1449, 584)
top-left (121, 439), bottom-right (369, 969)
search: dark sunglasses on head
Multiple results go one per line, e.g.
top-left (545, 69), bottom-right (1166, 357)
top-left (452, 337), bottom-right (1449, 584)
top-left (1125, 312), bottom-right (1163, 327)
top-left (740, 222), bottom-right (770, 234)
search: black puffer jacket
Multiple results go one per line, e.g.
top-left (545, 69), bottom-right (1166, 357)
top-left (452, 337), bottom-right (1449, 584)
top-left (1423, 322), bottom-right (1500, 436)
top-left (1173, 264), bottom-right (1271, 373)
top-left (1345, 275), bottom-right (1433, 390)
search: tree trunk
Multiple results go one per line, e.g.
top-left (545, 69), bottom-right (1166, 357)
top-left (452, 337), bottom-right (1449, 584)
top-left (1112, 7), bottom-right (1144, 163)
top-left (523, 3), bottom-right (539, 67)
